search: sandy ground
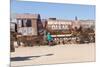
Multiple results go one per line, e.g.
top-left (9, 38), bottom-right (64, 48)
top-left (11, 43), bottom-right (95, 67)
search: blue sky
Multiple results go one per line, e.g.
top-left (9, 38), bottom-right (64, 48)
top-left (11, 0), bottom-right (95, 20)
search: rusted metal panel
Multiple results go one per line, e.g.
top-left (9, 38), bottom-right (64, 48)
top-left (18, 27), bottom-right (34, 35)
top-left (16, 14), bottom-right (39, 19)
top-left (31, 19), bottom-right (38, 35)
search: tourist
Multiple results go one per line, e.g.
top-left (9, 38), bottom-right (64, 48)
top-left (47, 32), bottom-right (53, 46)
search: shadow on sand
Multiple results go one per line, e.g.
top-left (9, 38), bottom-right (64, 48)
top-left (11, 54), bottom-right (54, 61)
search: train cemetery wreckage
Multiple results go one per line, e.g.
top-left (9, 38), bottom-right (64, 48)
top-left (10, 14), bottom-right (95, 49)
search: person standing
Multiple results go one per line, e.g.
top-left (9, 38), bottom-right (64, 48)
top-left (47, 32), bottom-right (53, 46)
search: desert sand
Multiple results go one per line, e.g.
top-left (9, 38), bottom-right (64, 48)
top-left (11, 43), bottom-right (95, 66)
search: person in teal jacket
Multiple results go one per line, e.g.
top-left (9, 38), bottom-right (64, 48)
top-left (47, 32), bottom-right (53, 46)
